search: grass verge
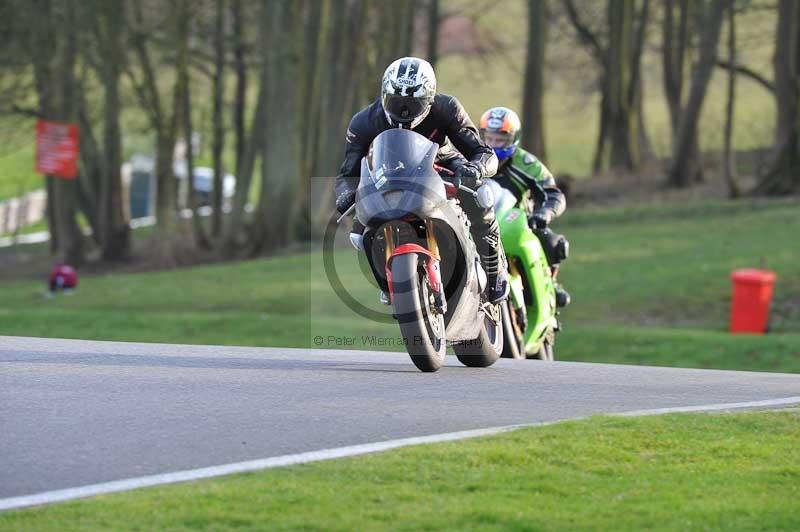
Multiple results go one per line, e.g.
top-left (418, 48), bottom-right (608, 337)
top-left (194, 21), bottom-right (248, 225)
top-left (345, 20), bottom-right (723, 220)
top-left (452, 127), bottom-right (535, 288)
top-left (0, 199), bottom-right (800, 371)
top-left (1, 410), bottom-right (798, 531)
top-left (2, 196), bottom-right (798, 372)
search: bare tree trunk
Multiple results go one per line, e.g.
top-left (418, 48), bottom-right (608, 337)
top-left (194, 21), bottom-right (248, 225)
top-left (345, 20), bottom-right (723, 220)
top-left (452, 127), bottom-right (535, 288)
top-left (521, 0), bottom-right (547, 158)
top-left (296, 0), bottom-right (327, 241)
top-left (401, 0), bottom-right (415, 56)
top-left (44, 178), bottom-right (58, 253)
top-left (177, 0), bottom-right (209, 249)
top-left (593, 91), bottom-right (610, 172)
top-left (252, 0), bottom-right (303, 251)
top-left (667, 0), bottom-right (726, 187)
top-left (75, 82), bottom-right (102, 244)
top-left (339, 0), bottom-right (369, 133)
top-left (309, 0), bottom-right (344, 231)
top-left (662, 0), bottom-right (684, 144)
top-left (153, 131), bottom-right (177, 233)
top-left (722, 0), bottom-right (740, 198)
top-left (662, 0), bottom-right (702, 182)
top-left (231, 0), bottom-right (247, 184)
top-left (313, 0), bottom-right (368, 231)
top-left (755, 0), bottom-right (800, 195)
top-left (128, 0), bottom-right (179, 239)
top-left (630, 0), bottom-right (654, 164)
top-left (223, 2), bottom-right (270, 253)
top-left (96, 0), bottom-right (131, 260)
top-left (54, 0), bottom-right (85, 265)
top-left (634, 82), bottom-right (656, 163)
top-left (427, 0), bottom-right (439, 68)
top-left (31, 0), bottom-right (84, 264)
top-left (566, 0), bottom-right (646, 174)
top-left (377, 0), bottom-right (408, 71)
top-left (211, 0), bottom-right (226, 239)
top-left (605, 0), bottom-right (638, 171)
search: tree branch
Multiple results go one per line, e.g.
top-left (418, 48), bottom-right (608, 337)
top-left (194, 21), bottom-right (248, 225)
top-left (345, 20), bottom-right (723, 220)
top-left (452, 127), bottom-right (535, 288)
top-left (6, 104), bottom-right (42, 118)
top-left (123, 64), bottom-right (160, 128)
top-left (563, 0), bottom-right (605, 64)
top-left (715, 59), bottom-right (774, 92)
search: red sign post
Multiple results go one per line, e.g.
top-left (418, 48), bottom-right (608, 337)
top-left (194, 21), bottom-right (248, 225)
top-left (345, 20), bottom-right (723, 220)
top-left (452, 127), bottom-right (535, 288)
top-left (35, 119), bottom-right (79, 179)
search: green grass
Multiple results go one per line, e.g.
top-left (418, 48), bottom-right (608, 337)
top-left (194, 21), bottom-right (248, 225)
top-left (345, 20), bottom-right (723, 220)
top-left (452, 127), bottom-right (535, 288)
top-left (559, 325), bottom-right (800, 373)
top-left (558, 197), bottom-right (800, 333)
top-left (2, 410), bottom-right (799, 531)
top-left (0, 111), bottom-right (46, 201)
top-left (0, 217), bottom-right (47, 237)
top-left (0, 249), bottom-right (395, 348)
top-left (1, 213), bottom-right (93, 238)
top-left (0, 196), bottom-right (798, 372)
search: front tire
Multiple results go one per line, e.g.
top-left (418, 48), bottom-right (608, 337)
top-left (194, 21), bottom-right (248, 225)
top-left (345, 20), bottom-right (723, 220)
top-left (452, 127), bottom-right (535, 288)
top-left (454, 302), bottom-right (503, 367)
top-left (391, 253), bottom-right (447, 372)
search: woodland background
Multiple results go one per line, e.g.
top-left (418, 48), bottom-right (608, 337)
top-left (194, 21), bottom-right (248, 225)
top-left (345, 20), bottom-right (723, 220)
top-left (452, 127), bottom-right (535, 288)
top-left (0, 0), bottom-right (797, 269)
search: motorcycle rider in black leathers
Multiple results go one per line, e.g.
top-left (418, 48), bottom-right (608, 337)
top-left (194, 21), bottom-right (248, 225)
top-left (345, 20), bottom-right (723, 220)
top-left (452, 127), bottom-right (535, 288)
top-left (334, 57), bottom-right (509, 303)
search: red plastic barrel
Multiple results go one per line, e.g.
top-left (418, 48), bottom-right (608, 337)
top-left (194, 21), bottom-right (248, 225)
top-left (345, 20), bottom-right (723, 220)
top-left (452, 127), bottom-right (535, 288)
top-left (730, 269), bottom-right (776, 334)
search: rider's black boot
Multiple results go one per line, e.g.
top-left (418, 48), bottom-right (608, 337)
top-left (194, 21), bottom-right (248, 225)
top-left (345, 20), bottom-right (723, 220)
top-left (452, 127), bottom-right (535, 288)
top-left (480, 244), bottom-right (510, 304)
top-left (550, 265), bottom-right (569, 308)
top-left (555, 285), bottom-right (571, 308)
top-left (486, 268), bottom-right (510, 304)
top-left (461, 188), bottom-right (508, 303)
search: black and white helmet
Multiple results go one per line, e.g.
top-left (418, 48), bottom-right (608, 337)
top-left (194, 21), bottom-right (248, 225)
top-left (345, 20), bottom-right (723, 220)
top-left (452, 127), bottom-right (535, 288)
top-left (381, 57), bottom-right (436, 129)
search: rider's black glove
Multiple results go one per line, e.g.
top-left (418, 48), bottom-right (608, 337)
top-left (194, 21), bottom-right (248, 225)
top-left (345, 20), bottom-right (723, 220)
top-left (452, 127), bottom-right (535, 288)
top-left (530, 208), bottom-right (553, 229)
top-left (455, 162), bottom-right (482, 189)
top-left (335, 189), bottom-right (356, 215)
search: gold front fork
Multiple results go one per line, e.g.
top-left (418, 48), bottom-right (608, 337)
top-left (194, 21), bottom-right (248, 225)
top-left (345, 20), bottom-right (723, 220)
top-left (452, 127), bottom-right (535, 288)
top-left (425, 218), bottom-right (440, 260)
top-left (383, 224), bottom-right (395, 263)
top-left (384, 219), bottom-right (439, 260)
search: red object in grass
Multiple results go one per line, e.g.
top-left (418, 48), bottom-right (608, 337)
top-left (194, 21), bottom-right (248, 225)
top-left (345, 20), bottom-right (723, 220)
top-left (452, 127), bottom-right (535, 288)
top-left (730, 269), bottom-right (776, 334)
top-left (49, 264), bottom-right (78, 292)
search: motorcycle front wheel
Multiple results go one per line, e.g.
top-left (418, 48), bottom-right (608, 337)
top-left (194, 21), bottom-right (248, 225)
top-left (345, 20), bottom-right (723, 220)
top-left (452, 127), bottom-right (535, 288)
top-left (391, 253), bottom-right (447, 372)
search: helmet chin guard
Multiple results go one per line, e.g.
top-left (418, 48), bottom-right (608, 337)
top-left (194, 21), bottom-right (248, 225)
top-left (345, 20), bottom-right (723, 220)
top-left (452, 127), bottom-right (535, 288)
top-left (385, 106), bottom-right (431, 129)
top-left (493, 146), bottom-right (516, 162)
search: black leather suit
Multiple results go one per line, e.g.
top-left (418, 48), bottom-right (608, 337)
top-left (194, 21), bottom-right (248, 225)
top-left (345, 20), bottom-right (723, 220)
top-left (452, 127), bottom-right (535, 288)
top-left (335, 94), bottom-right (502, 275)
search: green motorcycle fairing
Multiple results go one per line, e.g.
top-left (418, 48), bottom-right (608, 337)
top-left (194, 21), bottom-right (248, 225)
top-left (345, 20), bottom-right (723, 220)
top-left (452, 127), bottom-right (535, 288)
top-left (493, 187), bottom-right (558, 354)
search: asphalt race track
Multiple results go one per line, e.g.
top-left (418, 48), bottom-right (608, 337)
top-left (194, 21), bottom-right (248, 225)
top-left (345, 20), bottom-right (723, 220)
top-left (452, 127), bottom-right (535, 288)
top-left (2, 336), bottom-right (799, 504)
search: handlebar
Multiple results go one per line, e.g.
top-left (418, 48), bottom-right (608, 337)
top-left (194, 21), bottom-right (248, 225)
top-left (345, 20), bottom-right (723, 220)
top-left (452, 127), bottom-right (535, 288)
top-left (336, 171), bottom-right (480, 225)
top-left (458, 184), bottom-right (478, 197)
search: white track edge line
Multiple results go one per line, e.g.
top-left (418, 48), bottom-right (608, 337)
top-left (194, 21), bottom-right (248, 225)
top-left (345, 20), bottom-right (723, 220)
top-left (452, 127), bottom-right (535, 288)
top-left (617, 396), bottom-right (800, 417)
top-left (2, 395), bottom-right (799, 512)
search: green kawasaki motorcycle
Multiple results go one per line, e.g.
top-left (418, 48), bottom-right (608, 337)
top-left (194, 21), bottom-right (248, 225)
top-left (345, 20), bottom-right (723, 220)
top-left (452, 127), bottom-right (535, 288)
top-left (487, 180), bottom-right (559, 360)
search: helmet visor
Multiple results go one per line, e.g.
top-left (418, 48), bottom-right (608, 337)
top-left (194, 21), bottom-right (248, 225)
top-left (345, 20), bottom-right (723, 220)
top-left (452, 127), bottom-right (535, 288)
top-left (382, 93), bottom-right (429, 124)
top-left (481, 129), bottom-right (515, 149)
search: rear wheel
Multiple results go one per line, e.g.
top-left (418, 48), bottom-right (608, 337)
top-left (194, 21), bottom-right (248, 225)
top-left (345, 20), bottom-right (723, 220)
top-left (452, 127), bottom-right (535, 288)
top-left (454, 302), bottom-right (503, 367)
top-left (530, 329), bottom-right (555, 361)
top-left (391, 253), bottom-right (447, 372)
